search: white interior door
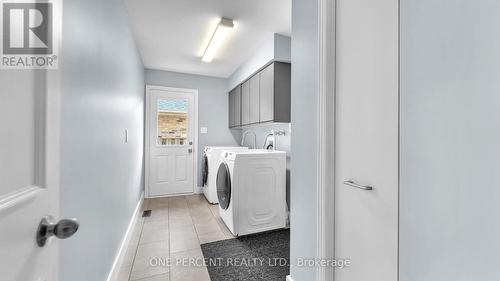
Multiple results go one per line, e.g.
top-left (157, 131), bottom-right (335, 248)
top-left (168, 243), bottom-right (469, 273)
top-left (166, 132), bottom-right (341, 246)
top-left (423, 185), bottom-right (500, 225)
top-left (0, 69), bottom-right (63, 280)
top-left (147, 86), bottom-right (196, 197)
top-left (334, 0), bottom-right (399, 280)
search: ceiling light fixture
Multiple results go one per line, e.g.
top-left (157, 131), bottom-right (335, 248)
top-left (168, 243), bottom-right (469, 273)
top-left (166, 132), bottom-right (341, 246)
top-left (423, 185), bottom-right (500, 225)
top-left (202, 17), bottom-right (234, 63)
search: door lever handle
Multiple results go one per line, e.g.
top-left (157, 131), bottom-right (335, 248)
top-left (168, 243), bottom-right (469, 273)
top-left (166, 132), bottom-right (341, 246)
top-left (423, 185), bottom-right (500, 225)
top-left (343, 180), bottom-right (373, 191)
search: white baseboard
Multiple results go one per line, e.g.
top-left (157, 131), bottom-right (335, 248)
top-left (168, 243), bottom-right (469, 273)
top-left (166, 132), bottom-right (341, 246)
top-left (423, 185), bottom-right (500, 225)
top-left (286, 275), bottom-right (294, 281)
top-left (106, 193), bottom-right (144, 281)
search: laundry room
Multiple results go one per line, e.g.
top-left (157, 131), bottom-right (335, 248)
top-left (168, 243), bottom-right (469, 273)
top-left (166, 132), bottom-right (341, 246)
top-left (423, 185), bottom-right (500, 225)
top-left (122, 1), bottom-right (294, 280)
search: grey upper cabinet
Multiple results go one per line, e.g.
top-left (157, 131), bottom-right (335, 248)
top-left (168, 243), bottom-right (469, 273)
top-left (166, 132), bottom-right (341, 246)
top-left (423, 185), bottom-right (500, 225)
top-left (228, 85), bottom-right (241, 127)
top-left (241, 80), bottom-right (250, 125)
top-left (229, 61), bottom-right (291, 128)
top-left (249, 74), bottom-right (260, 124)
top-left (228, 88), bottom-right (235, 127)
top-left (259, 63), bottom-right (274, 122)
top-left (234, 86), bottom-right (241, 126)
top-left (259, 62), bottom-right (291, 123)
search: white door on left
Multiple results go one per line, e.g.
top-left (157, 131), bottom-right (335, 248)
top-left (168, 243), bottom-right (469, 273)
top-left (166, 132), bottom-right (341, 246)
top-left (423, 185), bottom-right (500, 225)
top-left (147, 86), bottom-right (197, 197)
top-left (0, 68), bottom-right (77, 280)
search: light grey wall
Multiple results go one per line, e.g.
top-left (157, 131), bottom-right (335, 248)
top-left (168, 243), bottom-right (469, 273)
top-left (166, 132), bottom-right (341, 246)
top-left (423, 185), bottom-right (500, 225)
top-left (60, 0), bottom-right (145, 280)
top-left (274, 34), bottom-right (292, 63)
top-left (145, 69), bottom-right (239, 187)
top-left (290, 0), bottom-right (320, 280)
top-left (400, 0), bottom-right (500, 280)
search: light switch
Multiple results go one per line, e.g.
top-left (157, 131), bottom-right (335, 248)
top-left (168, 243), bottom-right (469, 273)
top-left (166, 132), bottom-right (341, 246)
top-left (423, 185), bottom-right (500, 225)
top-left (200, 127), bottom-right (208, 134)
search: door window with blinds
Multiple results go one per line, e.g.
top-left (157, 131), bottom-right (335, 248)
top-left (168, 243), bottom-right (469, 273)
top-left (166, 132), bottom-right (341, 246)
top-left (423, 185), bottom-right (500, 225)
top-left (156, 98), bottom-right (189, 146)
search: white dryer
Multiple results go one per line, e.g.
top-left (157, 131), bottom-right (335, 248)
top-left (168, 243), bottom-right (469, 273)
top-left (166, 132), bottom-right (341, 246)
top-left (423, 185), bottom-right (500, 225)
top-left (202, 146), bottom-right (248, 204)
top-left (217, 149), bottom-right (287, 236)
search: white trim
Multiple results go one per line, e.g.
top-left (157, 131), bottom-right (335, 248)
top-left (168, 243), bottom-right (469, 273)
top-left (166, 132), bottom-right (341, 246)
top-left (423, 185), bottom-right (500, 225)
top-left (194, 88), bottom-right (199, 193)
top-left (0, 186), bottom-right (41, 213)
top-left (195, 185), bottom-right (203, 194)
top-left (145, 85), bottom-right (199, 199)
top-left (46, 9), bottom-right (63, 278)
top-left (316, 0), bottom-right (336, 281)
top-left (147, 192), bottom-right (195, 199)
top-left (145, 85), bottom-right (151, 197)
top-left (286, 275), bottom-right (295, 281)
top-left (106, 193), bottom-right (144, 281)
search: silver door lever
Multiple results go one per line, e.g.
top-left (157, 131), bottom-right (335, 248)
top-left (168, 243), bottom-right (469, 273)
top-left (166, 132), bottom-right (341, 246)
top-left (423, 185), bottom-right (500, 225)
top-left (343, 180), bottom-right (373, 191)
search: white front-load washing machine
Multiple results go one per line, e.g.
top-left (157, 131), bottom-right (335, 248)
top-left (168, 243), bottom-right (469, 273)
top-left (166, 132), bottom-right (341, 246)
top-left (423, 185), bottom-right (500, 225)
top-left (216, 149), bottom-right (287, 236)
top-left (202, 146), bottom-right (248, 204)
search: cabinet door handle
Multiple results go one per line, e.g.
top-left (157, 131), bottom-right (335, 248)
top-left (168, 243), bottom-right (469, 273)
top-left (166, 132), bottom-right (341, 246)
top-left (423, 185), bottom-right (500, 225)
top-left (343, 180), bottom-right (373, 191)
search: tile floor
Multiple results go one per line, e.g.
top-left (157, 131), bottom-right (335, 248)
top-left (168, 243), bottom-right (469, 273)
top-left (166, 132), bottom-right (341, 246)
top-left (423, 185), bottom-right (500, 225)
top-left (117, 195), bottom-right (235, 281)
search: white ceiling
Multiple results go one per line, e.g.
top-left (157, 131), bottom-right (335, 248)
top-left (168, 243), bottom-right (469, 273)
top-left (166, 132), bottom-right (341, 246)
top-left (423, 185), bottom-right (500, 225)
top-left (124, 0), bottom-right (291, 78)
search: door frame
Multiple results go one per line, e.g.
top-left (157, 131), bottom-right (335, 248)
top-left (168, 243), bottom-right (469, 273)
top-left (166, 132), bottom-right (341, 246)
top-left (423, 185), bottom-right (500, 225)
top-left (316, 0), bottom-right (336, 280)
top-left (145, 85), bottom-right (199, 198)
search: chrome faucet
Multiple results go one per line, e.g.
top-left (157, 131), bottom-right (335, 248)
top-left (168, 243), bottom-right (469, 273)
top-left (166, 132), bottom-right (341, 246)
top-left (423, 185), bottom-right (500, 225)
top-left (241, 130), bottom-right (257, 149)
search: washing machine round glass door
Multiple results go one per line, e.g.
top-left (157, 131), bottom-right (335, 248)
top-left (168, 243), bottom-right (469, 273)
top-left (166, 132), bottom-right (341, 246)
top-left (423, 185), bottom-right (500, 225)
top-left (216, 162), bottom-right (231, 210)
top-left (202, 154), bottom-right (209, 186)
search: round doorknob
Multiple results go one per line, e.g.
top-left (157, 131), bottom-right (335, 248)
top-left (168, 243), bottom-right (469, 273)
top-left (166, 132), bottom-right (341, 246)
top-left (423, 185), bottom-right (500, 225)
top-left (36, 216), bottom-right (79, 247)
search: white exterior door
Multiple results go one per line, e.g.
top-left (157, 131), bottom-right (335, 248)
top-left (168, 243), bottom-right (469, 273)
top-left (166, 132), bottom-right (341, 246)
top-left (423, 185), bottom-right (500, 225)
top-left (334, 0), bottom-right (399, 279)
top-left (0, 70), bottom-right (63, 280)
top-left (147, 86), bottom-right (196, 197)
